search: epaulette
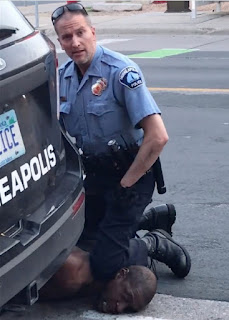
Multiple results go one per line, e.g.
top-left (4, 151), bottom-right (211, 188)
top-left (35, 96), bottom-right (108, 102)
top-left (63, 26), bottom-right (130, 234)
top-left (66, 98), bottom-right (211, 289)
top-left (101, 47), bottom-right (130, 69)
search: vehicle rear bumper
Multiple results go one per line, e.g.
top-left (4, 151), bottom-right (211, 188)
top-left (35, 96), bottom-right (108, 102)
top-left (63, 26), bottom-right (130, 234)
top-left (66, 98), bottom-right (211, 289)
top-left (0, 190), bottom-right (85, 307)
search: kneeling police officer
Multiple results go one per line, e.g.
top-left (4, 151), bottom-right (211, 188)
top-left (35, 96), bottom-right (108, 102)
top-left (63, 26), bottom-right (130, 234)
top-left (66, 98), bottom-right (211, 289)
top-left (51, 2), bottom-right (191, 284)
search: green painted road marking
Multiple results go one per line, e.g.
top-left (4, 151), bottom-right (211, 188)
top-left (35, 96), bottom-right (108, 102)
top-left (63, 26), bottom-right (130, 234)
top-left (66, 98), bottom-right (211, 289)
top-left (128, 48), bottom-right (198, 59)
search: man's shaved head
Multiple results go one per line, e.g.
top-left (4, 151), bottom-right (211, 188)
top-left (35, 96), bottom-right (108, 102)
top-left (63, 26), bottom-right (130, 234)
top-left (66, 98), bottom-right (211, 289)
top-left (97, 265), bottom-right (157, 314)
top-left (128, 265), bottom-right (157, 310)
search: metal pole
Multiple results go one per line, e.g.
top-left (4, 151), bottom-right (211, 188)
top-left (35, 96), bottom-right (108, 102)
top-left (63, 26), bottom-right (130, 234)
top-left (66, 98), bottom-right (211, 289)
top-left (191, 0), bottom-right (196, 19)
top-left (216, 1), bottom-right (221, 13)
top-left (34, 0), bottom-right (39, 29)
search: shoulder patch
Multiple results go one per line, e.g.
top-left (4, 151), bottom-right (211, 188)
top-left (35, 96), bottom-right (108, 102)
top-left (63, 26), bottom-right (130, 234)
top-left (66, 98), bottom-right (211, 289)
top-left (119, 66), bottom-right (143, 89)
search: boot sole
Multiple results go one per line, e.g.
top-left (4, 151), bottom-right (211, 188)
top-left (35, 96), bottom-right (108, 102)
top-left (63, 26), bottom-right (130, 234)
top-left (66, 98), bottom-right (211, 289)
top-left (154, 229), bottom-right (191, 278)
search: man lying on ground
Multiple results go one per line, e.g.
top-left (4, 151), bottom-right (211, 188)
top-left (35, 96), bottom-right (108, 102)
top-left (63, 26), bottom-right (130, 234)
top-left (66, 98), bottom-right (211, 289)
top-left (39, 204), bottom-right (189, 314)
top-left (39, 247), bottom-right (157, 314)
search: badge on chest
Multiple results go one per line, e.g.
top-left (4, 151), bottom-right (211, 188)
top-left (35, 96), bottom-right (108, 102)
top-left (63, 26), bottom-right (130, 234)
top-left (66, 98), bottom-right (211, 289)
top-left (91, 78), bottom-right (108, 96)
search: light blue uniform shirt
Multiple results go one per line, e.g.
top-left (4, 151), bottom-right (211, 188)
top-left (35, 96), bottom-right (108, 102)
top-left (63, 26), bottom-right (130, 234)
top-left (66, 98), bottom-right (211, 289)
top-left (59, 45), bottom-right (161, 155)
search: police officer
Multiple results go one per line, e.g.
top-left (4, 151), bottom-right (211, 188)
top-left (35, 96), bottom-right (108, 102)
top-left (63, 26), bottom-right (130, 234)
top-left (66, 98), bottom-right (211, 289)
top-left (51, 3), bottom-right (191, 282)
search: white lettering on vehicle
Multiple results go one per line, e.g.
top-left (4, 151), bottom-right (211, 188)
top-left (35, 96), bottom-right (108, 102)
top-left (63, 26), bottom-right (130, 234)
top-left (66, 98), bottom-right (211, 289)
top-left (0, 124), bottom-right (19, 155)
top-left (0, 144), bottom-right (57, 207)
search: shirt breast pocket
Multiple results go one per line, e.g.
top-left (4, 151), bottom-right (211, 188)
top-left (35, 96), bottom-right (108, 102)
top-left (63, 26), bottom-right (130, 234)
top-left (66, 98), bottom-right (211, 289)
top-left (87, 100), bottom-right (123, 138)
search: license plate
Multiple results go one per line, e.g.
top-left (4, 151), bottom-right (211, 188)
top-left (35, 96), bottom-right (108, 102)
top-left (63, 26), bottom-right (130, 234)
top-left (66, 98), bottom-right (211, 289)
top-left (0, 110), bottom-right (25, 168)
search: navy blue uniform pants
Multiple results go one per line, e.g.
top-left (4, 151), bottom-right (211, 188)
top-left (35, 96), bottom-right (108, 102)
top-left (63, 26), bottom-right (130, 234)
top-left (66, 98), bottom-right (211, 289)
top-left (80, 170), bottom-right (155, 281)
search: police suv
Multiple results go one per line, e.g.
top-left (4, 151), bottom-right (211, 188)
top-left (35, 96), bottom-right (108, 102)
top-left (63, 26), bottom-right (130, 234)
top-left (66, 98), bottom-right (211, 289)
top-left (0, 0), bottom-right (85, 309)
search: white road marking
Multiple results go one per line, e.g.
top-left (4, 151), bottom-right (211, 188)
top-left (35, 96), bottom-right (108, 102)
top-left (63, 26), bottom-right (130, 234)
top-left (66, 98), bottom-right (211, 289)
top-left (82, 310), bottom-right (171, 320)
top-left (98, 38), bottom-right (131, 45)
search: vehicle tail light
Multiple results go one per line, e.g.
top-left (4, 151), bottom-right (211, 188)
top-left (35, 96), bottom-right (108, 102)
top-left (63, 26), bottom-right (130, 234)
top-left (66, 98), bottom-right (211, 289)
top-left (72, 192), bottom-right (85, 217)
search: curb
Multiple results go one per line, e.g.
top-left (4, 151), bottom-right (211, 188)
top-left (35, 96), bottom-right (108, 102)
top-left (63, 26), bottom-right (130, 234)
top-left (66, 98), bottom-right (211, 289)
top-left (43, 26), bottom-right (229, 37)
top-left (94, 27), bottom-right (229, 35)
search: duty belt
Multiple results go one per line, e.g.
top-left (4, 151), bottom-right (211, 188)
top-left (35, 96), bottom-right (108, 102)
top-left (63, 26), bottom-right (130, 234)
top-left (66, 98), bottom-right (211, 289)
top-left (81, 143), bottom-right (166, 194)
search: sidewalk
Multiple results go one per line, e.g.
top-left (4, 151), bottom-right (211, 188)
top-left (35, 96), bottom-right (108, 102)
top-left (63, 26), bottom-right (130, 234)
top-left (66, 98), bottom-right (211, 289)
top-left (18, 1), bottom-right (229, 36)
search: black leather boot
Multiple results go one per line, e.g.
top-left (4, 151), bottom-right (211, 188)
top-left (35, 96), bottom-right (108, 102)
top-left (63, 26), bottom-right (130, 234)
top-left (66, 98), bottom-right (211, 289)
top-left (138, 204), bottom-right (176, 236)
top-left (141, 229), bottom-right (191, 278)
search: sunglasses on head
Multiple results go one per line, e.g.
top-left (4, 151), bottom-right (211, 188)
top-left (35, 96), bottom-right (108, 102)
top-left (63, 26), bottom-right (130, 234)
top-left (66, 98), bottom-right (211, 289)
top-left (51, 3), bottom-right (88, 25)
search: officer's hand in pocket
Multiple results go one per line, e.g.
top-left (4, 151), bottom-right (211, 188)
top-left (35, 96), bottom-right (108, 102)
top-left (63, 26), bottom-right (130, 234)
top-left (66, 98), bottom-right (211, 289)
top-left (113, 184), bottom-right (139, 208)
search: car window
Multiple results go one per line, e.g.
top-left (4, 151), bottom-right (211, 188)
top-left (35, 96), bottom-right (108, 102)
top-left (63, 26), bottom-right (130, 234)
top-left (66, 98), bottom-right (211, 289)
top-left (0, 0), bottom-right (34, 45)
